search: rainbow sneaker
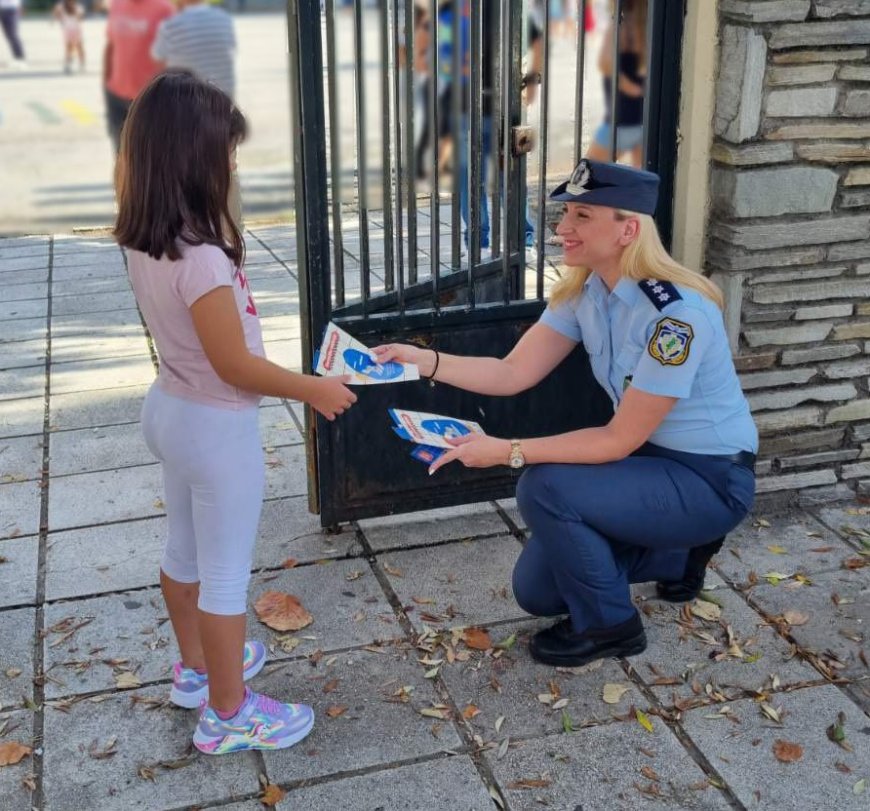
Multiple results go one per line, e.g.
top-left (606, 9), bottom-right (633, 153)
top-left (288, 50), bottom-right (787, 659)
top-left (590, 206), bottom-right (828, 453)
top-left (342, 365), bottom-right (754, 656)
top-left (193, 688), bottom-right (314, 755)
top-left (169, 640), bottom-right (267, 709)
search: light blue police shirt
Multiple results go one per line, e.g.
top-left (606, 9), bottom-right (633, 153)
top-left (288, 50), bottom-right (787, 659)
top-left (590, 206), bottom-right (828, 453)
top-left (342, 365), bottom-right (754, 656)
top-left (540, 274), bottom-right (759, 455)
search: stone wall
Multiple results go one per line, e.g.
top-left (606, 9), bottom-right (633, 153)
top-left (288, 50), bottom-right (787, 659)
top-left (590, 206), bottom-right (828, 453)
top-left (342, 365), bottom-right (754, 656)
top-left (708, 0), bottom-right (870, 506)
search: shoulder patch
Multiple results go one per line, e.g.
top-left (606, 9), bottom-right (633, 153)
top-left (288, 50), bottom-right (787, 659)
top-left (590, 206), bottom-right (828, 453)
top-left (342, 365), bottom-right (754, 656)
top-left (648, 317), bottom-right (694, 366)
top-left (638, 279), bottom-right (682, 311)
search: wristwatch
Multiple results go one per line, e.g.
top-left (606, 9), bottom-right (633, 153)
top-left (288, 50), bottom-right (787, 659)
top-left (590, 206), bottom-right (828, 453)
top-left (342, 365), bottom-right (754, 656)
top-left (508, 439), bottom-right (526, 469)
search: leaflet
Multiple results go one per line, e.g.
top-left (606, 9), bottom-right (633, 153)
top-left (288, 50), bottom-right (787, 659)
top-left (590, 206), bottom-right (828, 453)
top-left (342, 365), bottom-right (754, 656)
top-left (388, 408), bottom-right (485, 449)
top-left (314, 322), bottom-right (419, 384)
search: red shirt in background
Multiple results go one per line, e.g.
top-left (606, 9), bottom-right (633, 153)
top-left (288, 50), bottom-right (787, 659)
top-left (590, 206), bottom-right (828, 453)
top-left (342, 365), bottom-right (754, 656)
top-left (106, 0), bottom-right (175, 101)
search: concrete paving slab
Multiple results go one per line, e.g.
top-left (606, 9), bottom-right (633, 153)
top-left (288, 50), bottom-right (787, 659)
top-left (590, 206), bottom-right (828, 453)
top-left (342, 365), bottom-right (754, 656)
top-left (258, 648), bottom-right (464, 783)
top-left (747, 566), bottom-right (870, 678)
top-left (51, 309), bottom-right (143, 339)
top-left (50, 332), bottom-right (150, 364)
top-left (257, 315), bottom-right (299, 343)
top-left (255, 497), bottom-right (362, 570)
top-left (0, 479), bottom-right (41, 540)
top-left (1, 282), bottom-right (47, 302)
top-left (1, 268), bottom-right (50, 286)
top-left (0, 254), bottom-right (49, 272)
top-left (51, 291), bottom-right (138, 318)
top-left (815, 502), bottom-right (870, 542)
top-left (247, 559), bottom-right (402, 660)
top-left (51, 263), bottom-right (127, 283)
top-left (439, 618), bottom-right (648, 741)
top-left (0, 298), bottom-right (47, 322)
top-left (264, 444), bottom-right (308, 499)
top-left (379, 535), bottom-right (527, 632)
top-left (0, 608), bottom-right (36, 708)
top-left (49, 385), bottom-right (148, 432)
top-left (0, 337), bottom-right (47, 370)
top-left (359, 502), bottom-right (509, 552)
top-left (0, 366), bottom-right (45, 401)
top-left (631, 575), bottom-right (820, 705)
top-left (0, 433), bottom-right (44, 482)
top-left (49, 422), bottom-right (151, 477)
top-left (485, 715), bottom-right (730, 811)
top-left (42, 588), bottom-right (176, 699)
top-left (0, 239), bottom-right (49, 259)
top-left (716, 511), bottom-right (851, 585)
top-left (0, 537), bottom-right (38, 608)
top-left (259, 404), bottom-right (303, 448)
top-left (52, 276), bottom-right (132, 297)
top-left (48, 464), bottom-right (163, 531)
top-left (41, 685), bottom-right (260, 811)
top-left (0, 396), bottom-right (44, 439)
top-left (681, 685), bottom-right (870, 811)
top-left (496, 497), bottom-right (527, 531)
top-left (263, 338), bottom-right (302, 371)
top-left (45, 518), bottom-right (165, 601)
top-left (0, 316), bottom-right (46, 345)
top-left (49, 355), bottom-right (155, 395)
top-left (0, 710), bottom-right (35, 811)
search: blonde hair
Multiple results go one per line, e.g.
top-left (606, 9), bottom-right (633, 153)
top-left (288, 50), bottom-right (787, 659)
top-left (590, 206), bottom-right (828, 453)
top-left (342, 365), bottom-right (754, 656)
top-left (549, 211), bottom-right (724, 309)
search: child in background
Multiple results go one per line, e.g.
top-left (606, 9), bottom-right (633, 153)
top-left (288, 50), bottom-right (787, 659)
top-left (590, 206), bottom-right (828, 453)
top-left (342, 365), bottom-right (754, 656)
top-left (114, 70), bottom-right (357, 755)
top-left (53, 0), bottom-right (85, 74)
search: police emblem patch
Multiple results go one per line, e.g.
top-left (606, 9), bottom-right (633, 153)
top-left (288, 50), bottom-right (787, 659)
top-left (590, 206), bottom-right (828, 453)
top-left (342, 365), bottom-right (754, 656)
top-left (566, 159), bottom-right (592, 196)
top-left (648, 317), bottom-right (693, 366)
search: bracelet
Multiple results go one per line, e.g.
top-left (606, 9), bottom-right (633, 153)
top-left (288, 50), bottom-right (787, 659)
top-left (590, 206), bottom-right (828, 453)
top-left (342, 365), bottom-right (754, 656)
top-left (422, 349), bottom-right (440, 383)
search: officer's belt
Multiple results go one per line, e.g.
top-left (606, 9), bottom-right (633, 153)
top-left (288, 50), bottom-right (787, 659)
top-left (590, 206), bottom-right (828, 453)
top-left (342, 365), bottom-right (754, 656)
top-left (712, 451), bottom-right (756, 471)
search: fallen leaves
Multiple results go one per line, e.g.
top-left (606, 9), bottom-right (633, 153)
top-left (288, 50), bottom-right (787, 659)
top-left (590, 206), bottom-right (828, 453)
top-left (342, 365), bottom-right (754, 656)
top-left (772, 739), bottom-right (803, 763)
top-left (87, 736), bottom-right (119, 760)
top-left (280, 558), bottom-right (298, 569)
top-left (462, 628), bottom-right (492, 651)
top-left (507, 777), bottom-right (552, 790)
top-left (383, 563), bottom-right (403, 577)
top-left (325, 705), bottom-right (348, 719)
top-left (827, 712), bottom-right (852, 752)
top-left (781, 610), bottom-right (810, 627)
top-left (690, 599), bottom-right (722, 622)
top-left (635, 709), bottom-right (654, 733)
top-left (114, 672), bottom-right (142, 690)
top-left (0, 742), bottom-right (31, 767)
top-left (602, 683), bottom-right (631, 705)
top-left (261, 783), bottom-right (286, 806)
top-left (462, 704), bottom-right (480, 720)
top-left (254, 591), bottom-right (313, 632)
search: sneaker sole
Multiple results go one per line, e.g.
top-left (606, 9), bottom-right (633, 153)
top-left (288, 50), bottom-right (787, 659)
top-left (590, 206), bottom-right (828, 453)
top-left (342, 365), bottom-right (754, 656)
top-left (169, 652), bottom-right (267, 709)
top-left (193, 712), bottom-right (314, 755)
top-left (529, 634), bottom-right (648, 668)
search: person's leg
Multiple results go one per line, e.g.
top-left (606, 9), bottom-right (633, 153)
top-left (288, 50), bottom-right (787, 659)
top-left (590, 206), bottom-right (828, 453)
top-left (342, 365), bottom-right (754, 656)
top-left (104, 89), bottom-right (130, 155)
top-left (459, 114), bottom-right (492, 249)
top-left (6, 10), bottom-right (25, 60)
top-left (511, 535), bottom-right (569, 618)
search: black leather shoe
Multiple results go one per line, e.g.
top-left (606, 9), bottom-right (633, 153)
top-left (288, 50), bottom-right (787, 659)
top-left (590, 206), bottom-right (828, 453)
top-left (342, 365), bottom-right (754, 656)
top-left (529, 612), bottom-right (647, 667)
top-left (655, 537), bottom-right (725, 603)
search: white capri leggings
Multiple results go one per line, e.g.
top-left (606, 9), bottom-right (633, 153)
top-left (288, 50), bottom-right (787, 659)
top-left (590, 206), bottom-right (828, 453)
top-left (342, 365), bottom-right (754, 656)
top-left (141, 384), bottom-right (264, 615)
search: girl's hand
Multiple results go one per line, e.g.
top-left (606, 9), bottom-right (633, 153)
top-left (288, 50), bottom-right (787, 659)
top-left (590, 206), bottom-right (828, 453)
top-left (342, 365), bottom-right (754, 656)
top-left (428, 434), bottom-right (512, 475)
top-left (371, 343), bottom-right (437, 377)
top-left (307, 376), bottom-right (357, 421)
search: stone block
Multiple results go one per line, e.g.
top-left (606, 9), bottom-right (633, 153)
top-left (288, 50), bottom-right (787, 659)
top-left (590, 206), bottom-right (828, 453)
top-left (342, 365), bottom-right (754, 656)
top-left (778, 448), bottom-right (860, 469)
top-left (843, 461), bottom-right (870, 478)
top-left (858, 479), bottom-right (870, 495)
top-left (855, 423), bottom-right (870, 441)
top-left (710, 141), bottom-right (794, 166)
top-left (755, 469), bottom-right (838, 492)
top-left (706, 244), bottom-right (826, 272)
top-left (743, 322), bottom-right (832, 347)
top-left (834, 321), bottom-right (870, 339)
top-left (827, 398), bottom-right (870, 422)
top-left (774, 46), bottom-right (867, 62)
top-left (0, 396), bottom-right (43, 439)
top-left (711, 166), bottom-right (837, 217)
top-left (712, 215), bottom-right (870, 250)
top-left (795, 303), bottom-right (854, 320)
top-left (840, 64), bottom-right (870, 80)
top-left (781, 342), bottom-right (861, 364)
top-left (860, 301), bottom-right (870, 313)
top-left (844, 89), bottom-right (870, 116)
top-left (797, 141), bottom-right (870, 162)
top-left (746, 264), bottom-right (844, 284)
top-left (714, 26), bottom-right (767, 143)
top-left (769, 19), bottom-right (870, 49)
top-left (798, 483), bottom-right (857, 505)
top-left (752, 278), bottom-right (869, 304)
top-left (813, 0), bottom-right (870, 17)
top-left (826, 358), bottom-right (870, 379)
top-left (0, 479), bottom-right (41, 540)
top-left (755, 406), bottom-right (824, 434)
top-left (766, 86), bottom-right (838, 117)
top-left (0, 297), bottom-right (46, 322)
top-left (0, 608), bottom-right (35, 709)
top-left (733, 352), bottom-right (779, 371)
top-left (748, 383), bottom-right (856, 411)
top-left (844, 165), bottom-right (870, 185)
top-left (50, 331), bottom-right (150, 365)
top-left (862, 442), bottom-right (870, 457)
top-left (720, 0), bottom-right (810, 21)
top-left (842, 189), bottom-right (870, 206)
top-left (759, 426), bottom-right (845, 454)
top-left (0, 337), bottom-right (47, 371)
top-left (743, 307), bottom-right (797, 324)
top-left (681, 686), bottom-right (870, 810)
top-left (51, 308), bottom-right (141, 340)
top-left (739, 368), bottom-right (816, 390)
top-left (767, 121), bottom-right (870, 139)
top-left (768, 63), bottom-right (838, 85)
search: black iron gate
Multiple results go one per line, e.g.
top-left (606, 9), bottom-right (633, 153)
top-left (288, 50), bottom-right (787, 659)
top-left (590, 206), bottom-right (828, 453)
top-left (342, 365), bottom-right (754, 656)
top-left (287, 0), bottom-right (686, 526)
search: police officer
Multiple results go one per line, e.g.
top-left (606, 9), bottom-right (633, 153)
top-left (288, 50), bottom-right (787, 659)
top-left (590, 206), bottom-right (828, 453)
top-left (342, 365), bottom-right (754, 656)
top-left (373, 159), bottom-right (757, 668)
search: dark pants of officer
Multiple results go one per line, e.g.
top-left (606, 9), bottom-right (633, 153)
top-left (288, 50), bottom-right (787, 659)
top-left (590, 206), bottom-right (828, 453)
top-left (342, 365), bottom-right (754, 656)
top-left (512, 443), bottom-right (755, 633)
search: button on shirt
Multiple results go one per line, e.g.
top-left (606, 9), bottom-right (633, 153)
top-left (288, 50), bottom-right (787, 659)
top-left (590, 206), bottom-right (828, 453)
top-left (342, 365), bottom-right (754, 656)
top-left (540, 275), bottom-right (758, 455)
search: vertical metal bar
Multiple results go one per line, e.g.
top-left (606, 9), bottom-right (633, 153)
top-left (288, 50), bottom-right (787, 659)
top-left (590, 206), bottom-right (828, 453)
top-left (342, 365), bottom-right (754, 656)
top-left (404, 0), bottom-right (418, 284)
top-left (641, 0), bottom-right (655, 169)
top-left (536, 0), bottom-right (551, 300)
top-left (380, 0), bottom-right (395, 291)
top-left (450, 0), bottom-right (462, 270)
top-left (429, 0), bottom-right (441, 310)
top-left (609, 0), bottom-right (622, 161)
top-left (501, 0), bottom-right (521, 304)
top-left (500, 0), bottom-right (511, 302)
top-left (573, 0), bottom-right (587, 163)
top-left (353, 0), bottom-right (371, 312)
top-left (490, 0), bottom-right (502, 259)
top-left (392, 0), bottom-right (406, 312)
top-left (325, 0), bottom-right (344, 307)
top-left (468, 0), bottom-right (482, 294)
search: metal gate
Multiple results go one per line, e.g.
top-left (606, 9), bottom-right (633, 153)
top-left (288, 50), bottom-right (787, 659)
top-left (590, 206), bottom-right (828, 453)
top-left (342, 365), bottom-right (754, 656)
top-left (287, 0), bottom-right (686, 526)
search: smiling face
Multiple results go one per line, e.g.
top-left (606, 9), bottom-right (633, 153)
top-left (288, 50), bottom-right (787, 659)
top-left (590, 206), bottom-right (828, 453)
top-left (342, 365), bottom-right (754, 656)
top-left (555, 203), bottom-right (640, 277)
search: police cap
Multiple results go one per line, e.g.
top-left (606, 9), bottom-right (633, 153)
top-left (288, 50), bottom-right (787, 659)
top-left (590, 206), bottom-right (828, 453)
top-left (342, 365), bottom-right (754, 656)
top-left (549, 159), bottom-right (660, 215)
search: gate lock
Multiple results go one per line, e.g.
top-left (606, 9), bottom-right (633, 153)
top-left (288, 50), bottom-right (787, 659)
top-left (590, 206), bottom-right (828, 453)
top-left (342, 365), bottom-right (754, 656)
top-left (512, 125), bottom-right (535, 157)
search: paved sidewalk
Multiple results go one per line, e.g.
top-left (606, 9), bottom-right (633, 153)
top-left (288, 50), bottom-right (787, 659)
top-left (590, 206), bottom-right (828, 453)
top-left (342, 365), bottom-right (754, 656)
top-left (1, 229), bottom-right (869, 811)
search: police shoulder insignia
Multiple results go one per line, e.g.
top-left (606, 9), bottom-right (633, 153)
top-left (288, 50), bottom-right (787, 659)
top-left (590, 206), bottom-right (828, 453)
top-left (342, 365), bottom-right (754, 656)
top-left (648, 317), bottom-right (694, 366)
top-left (638, 278), bottom-right (682, 311)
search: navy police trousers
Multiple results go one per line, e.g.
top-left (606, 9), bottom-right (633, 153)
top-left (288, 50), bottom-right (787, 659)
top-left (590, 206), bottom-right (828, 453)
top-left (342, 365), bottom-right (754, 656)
top-left (512, 443), bottom-right (755, 632)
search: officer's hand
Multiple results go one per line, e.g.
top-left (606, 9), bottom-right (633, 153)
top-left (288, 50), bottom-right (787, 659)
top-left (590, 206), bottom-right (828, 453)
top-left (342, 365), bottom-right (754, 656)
top-left (428, 434), bottom-right (511, 475)
top-left (371, 343), bottom-right (437, 377)
top-left (307, 376), bottom-right (357, 421)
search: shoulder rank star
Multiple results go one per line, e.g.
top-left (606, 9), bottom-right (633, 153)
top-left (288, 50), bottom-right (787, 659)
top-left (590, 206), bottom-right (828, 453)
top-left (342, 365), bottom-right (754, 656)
top-left (648, 317), bottom-right (694, 366)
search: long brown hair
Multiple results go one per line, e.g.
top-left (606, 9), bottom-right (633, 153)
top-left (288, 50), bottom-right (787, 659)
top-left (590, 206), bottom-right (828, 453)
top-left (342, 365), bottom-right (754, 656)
top-left (114, 70), bottom-right (248, 266)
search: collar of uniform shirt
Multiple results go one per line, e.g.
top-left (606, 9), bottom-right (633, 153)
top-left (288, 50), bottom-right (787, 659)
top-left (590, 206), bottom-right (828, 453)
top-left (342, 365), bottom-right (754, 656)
top-left (583, 274), bottom-right (642, 305)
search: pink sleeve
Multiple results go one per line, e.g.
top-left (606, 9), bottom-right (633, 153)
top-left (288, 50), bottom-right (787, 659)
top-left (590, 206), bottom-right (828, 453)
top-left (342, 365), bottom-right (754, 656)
top-left (173, 248), bottom-right (234, 308)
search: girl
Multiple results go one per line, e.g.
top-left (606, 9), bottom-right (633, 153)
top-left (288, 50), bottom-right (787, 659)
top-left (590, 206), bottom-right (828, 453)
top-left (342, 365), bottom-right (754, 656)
top-left (114, 70), bottom-right (357, 755)
top-left (53, 0), bottom-right (85, 74)
top-left (374, 159), bottom-right (756, 668)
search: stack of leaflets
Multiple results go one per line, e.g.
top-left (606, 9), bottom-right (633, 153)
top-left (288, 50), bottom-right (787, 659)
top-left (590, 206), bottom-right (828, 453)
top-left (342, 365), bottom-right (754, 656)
top-left (314, 322), bottom-right (420, 385)
top-left (388, 408), bottom-right (485, 466)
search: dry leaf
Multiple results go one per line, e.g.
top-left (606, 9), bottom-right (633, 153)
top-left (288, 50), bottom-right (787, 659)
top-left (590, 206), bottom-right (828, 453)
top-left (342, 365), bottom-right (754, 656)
top-left (115, 672), bottom-right (141, 689)
top-left (636, 709), bottom-right (654, 733)
top-left (772, 739), bottom-right (803, 763)
top-left (640, 765), bottom-right (660, 782)
top-left (690, 600), bottom-right (721, 622)
top-left (5, 668), bottom-right (21, 678)
top-left (782, 610), bottom-right (809, 627)
top-left (0, 742), bottom-right (31, 766)
top-left (383, 563), bottom-right (403, 577)
top-left (254, 591), bottom-right (313, 632)
top-left (462, 704), bottom-right (480, 720)
top-left (280, 558), bottom-right (298, 569)
top-left (507, 777), bottom-right (552, 789)
top-left (322, 679), bottom-right (339, 694)
top-left (419, 707), bottom-right (447, 720)
top-left (261, 783), bottom-right (286, 806)
top-left (767, 545), bottom-right (787, 555)
top-left (325, 705), bottom-right (348, 719)
top-left (495, 715), bottom-right (505, 733)
top-left (462, 628), bottom-right (492, 651)
top-left (603, 683), bottom-right (631, 705)
top-left (412, 596), bottom-right (436, 605)
top-left (153, 498), bottom-right (164, 510)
